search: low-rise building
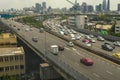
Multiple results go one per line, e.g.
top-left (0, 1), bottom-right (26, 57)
top-left (95, 24), bottom-right (112, 31)
top-left (0, 47), bottom-right (25, 77)
top-left (68, 15), bottom-right (88, 29)
top-left (115, 21), bottom-right (120, 33)
top-left (0, 33), bottom-right (17, 47)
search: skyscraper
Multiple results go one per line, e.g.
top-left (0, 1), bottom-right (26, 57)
top-left (42, 2), bottom-right (46, 9)
top-left (118, 4), bottom-right (120, 11)
top-left (107, 0), bottom-right (110, 11)
top-left (35, 3), bottom-right (42, 13)
top-left (96, 4), bottom-right (102, 12)
top-left (81, 2), bottom-right (87, 13)
top-left (102, 0), bottom-right (107, 11)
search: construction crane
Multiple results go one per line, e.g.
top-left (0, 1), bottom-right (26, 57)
top-left (66, 0), bottom-right (79, 27)
top-left (66, 0), bottom-right (79, 14)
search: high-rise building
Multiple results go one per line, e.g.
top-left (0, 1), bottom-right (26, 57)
top-left (42, 2), bottom-right (46, 9)
top-left (96, 4), bottom-right (102, 12)
top-left (35, 3), bottom-right (42, 13)
top-left (107, 0), bottom-right (110, 11)
top-left (81, 2), bottom-right (87, 13)
top-left (87, 5), bottom-right (94, 13)
top-left (42, 2), bottom-right (47, 14)
top-left (118, 4), bottom-right (120, 11)
top-left (102, 0), bottom-right (107, 11)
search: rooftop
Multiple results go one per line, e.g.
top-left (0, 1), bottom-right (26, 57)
top-left (0, 47), bottom-right (24, 57)
top-left (96, 24), bottom-right (112, 30)
top-left (0, 33), bottom-right (17, 44)
top-left (40, 63), bottom-right (49, 67)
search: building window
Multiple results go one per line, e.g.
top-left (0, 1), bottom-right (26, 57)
top-left (5, 66), bottom-right (9, 71)
top-left (15, 65), bottom-right (19, 70)
top-left (20, 55), bottom-right (23, 60)
top-left (4, 57), bottom-right (9, 62)
top-left (20, 65), bottom-right (24, 69)
top-left (0, 67), bottom-right (4, 72)
top-left (15, 56), bottom-right (19, 61)
top-left (10, 56), bottom-right (13, 61)
top-left (10, 66), bottom-right (14, 71)
top-left (0, 57), bottom-right (3, 62)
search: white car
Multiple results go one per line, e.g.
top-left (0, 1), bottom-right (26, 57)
top-left (86, 43), bottom-right (92, 47)
top-left (68, 42), bottom-right (74, 47)
top-left (90, 39), bottom-right (96, 43)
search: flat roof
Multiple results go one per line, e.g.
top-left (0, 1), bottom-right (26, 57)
top-left (96, 24), bottom-right (112, 30)
top-left (0, 47), bottom-right (24, 57)
top-left (40, 63), bottom-right (49, 67)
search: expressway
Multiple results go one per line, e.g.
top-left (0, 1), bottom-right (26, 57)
top-left (44, 19), bottom-right (120, 57)
top-left (1, 18), bottom-right (120, 80)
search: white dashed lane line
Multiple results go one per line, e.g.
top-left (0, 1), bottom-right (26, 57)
top-left (72, 48), bottom-right (77, 51)
top-left (92, 73), bottom-right (100, 78)
top-left (106, 70), bottom-right (113, 75)
top-left (65, 47), bottom-right (70, 50)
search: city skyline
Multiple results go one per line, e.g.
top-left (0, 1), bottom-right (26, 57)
top-left (0, 0), bottom-right (120, 11)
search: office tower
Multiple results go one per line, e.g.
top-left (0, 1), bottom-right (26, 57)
top-left (118, 4), bottom-right (120, 11)
top-left (42, 2), bottom-right (46, 9)
top-left (96, 4), bottom-right (102, 12)
top-left (87, 5), bottom-right (94, 12)
top-left (81, 2), bottom-right (87, 13)
top-left (35, 3), bottom-right (41, 13)
top-left (107, 0), bottom-right (110, 11)
top-left (102, 0), bottom-right (107, 11)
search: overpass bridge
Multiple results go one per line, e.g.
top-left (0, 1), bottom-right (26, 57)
top-left (1, 18), bottom-right (120, 80)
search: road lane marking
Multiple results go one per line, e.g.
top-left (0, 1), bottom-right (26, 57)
top-left (92, 73), bottom-right (100, 77)
top-left (72, 48), bottom-right (77, 51)
top-left (75, 63), bottom-right (79, 66)
top-left (65, 47), bottom-right (70, 50)
top-left (106, 70), bottom-right (113, 75)
top-left (74, 50), bottom-right (85, 57)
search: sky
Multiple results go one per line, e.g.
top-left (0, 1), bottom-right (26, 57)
top-left (0, 0), bottom-right (120, 11)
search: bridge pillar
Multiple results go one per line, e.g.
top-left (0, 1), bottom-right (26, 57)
top-left (40, 63), bottom-right (61, 80)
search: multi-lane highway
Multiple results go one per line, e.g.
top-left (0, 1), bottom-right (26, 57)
top-left (44, 19), bottom-right (120, 57)
top-left (1, 18), bottom-right (120, 80)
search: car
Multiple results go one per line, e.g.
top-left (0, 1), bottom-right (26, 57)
top-left (82, 39), bottom-right (90, 43)
top-left (112, 53), bottom-right (120, 59)
top-left (102, 43), bottom-right (114, 51)
top-left (17, 28), bottom-right (20, 31)
top-left (113, 41), bottom-right (120, 47)
top-left (89, 34), bottom-right (94, 38)
top-left (97, 36), bottom-right (105, 41)
top-left (80, 57), bottom-right (94, 66)
top-left (13, 25), bottom-right (16, 27)
top-left (90, 39), bottom-right (96, 43)
top-left (105, 43), bottom-right (115, 49)
top-left (75, 35), bottom-right (81, 40)
top-left (39, 28), bottom-right (44, 33)
top-left (68, 42), bottom-right (74, 47)
top-left (58, 45), bottom-right (64, 51)
top-left (85, 35), bottom-right (91, 40)
top-left (25, 28), bottom-right (29, 31)
top-left (32, 37), bottom-right (38, 42)
top-left (71, 37), bottom-right (76, 41)
top-left (86, 43), bottom-right (92, 47)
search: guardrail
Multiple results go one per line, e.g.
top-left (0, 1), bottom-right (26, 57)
top-left (72, 27), bottom-right (120, 41)
top-left (46, 29), bottom-right (120, 64)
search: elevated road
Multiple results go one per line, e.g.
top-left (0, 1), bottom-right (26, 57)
top-left (1, 18), bottom-right (120, 80)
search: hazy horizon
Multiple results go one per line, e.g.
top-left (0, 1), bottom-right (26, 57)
top-left (0, 0), bottom-right (120, 11)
